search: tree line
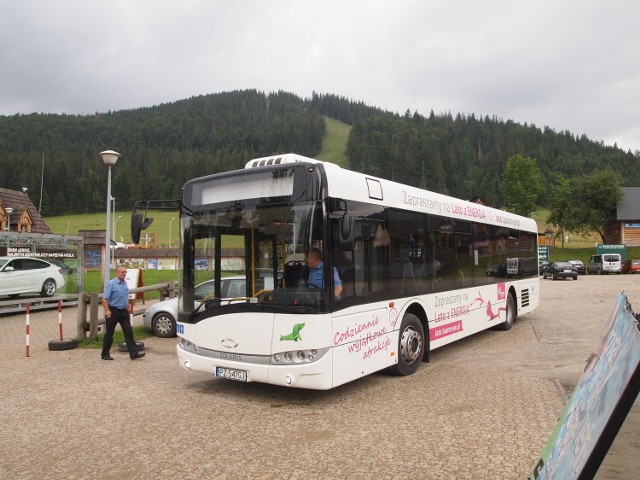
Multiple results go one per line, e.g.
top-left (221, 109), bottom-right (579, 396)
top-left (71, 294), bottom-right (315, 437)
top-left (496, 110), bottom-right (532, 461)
top-left (0, 89), bottom-right (637, 218)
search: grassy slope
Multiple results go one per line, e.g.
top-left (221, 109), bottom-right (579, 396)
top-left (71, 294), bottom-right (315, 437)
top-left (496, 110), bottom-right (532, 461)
top-left (316, 116), bottom-right (351, 167)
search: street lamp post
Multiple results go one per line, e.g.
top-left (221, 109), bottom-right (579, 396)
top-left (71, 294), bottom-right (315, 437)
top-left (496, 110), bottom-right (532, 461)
top-left (169, 217), bottom-right (175, 247)
top-left (100, 150), bottom-right (121, 289)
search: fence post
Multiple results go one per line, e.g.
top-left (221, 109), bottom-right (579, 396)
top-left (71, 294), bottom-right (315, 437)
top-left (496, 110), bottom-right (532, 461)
top-left (89, 292), bottom-right (99, 340)
top-left (77, 293), bottom-right (88, 339)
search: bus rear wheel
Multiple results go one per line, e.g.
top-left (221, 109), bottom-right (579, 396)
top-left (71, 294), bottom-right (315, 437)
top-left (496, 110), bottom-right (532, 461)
top-left (497, 292), bottom-right (515, 331)
top-left (390, 313), bottom-right (424, 376)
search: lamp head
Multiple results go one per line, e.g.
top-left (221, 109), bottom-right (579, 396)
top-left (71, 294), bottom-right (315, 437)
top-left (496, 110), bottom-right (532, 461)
top-left (100, 150), bottom-right (121, 166)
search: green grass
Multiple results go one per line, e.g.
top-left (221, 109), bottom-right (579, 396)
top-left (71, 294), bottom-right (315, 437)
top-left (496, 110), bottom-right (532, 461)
top-left (317, 116), bottom-right (351, 167)
top-left (46, 210), bottom-right (180, 246)
top-left (531, 208), bottom-right (601, 248)
top-left (77, 325), bottom-right (152, 349)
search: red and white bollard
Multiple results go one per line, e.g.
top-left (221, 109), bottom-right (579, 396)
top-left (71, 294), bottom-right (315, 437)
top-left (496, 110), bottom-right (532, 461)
top-left (25, 304), bottom-right (31, 358)
top-left (58, 300), bottom-right (63, 341)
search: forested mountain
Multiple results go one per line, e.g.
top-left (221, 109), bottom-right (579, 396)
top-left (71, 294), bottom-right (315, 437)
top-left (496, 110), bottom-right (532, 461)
top-left (0, 89), bottom-right (637, 215)
top-left (347, 110), bottom-right (640, 206)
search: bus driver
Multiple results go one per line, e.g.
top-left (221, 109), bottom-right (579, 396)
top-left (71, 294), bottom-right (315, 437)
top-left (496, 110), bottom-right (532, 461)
top-left (304, 247), bottom-right (343, 299)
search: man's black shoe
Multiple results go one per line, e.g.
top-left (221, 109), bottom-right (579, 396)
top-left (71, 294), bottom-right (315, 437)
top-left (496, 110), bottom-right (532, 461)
top-left (130, 352), bottom-right (146, 360)
top-left (102, 354), bottom-right (114, 361)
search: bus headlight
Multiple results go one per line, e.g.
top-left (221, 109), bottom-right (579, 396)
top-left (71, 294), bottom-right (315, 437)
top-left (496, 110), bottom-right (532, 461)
top-left (179, 338), bottom-right (199, 353)
top-left (271, 347), bottom-right (327, 365)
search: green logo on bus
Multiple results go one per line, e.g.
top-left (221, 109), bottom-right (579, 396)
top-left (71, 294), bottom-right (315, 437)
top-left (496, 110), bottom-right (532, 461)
top-left (280, 323), bottom-right (305, 342)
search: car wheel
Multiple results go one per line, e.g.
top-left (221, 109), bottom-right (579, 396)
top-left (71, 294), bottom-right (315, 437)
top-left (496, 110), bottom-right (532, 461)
top-left (152, 312), bottom-right (177, 338)
top-left (41, 278), bottom-right (57, 297)
top-left (573, 275), bottom-right (578, 280)
top-left (388, 313), bottom-right (424, 376)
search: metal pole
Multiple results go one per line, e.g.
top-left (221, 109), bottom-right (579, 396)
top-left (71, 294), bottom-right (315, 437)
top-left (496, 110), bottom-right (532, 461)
top-left (104, 165), bottom-right (112, 289)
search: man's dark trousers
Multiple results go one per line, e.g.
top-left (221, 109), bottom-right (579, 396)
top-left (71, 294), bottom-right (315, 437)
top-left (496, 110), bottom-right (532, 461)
top-left (101, 307), bottom-right (138, 358)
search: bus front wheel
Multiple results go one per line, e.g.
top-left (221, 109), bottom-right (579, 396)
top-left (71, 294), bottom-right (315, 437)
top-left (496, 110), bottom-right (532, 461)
top-left (390, 313), bottom-right (424, 376)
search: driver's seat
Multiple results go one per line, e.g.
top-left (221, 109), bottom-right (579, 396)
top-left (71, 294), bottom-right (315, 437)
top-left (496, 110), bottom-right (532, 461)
top-left (284, 261), bottom-right (308, 287)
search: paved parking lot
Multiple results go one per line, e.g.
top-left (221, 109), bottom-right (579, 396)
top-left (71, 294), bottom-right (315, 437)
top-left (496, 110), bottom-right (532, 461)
top-left (0, 275), bottom-right (639, 479)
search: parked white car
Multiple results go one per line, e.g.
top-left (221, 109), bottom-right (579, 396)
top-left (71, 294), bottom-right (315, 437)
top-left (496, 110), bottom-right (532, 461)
top-left (143, 276), bottom-right (247, 337)
top-left (0, 256), bottom-right (66, 297)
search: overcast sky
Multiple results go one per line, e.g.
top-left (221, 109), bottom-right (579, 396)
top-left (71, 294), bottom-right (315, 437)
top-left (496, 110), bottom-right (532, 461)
top-left (1, 0), bottom-right (639, 152)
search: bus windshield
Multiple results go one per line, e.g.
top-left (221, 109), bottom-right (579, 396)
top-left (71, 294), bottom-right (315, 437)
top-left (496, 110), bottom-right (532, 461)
top-left (179, 200), bottom-right (329, 323)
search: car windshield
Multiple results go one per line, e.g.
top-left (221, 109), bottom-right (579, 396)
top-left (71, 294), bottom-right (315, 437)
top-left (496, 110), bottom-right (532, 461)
top-left (603, 255), bottom-right (619, 262)
top-left (555, 262), bottom-right (572, 268)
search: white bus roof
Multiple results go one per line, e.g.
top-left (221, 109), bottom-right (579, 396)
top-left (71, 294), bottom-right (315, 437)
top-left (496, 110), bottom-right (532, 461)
top-left (244, 153), bottom-right (341, 169)
top-left (245, 153), bottom-right (537, 233)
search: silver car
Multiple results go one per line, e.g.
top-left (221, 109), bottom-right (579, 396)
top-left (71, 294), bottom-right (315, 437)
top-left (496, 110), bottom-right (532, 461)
top-left (0, 256), bottom-right (66, 297)
top-left (143, 276), bottom-right (247, 337)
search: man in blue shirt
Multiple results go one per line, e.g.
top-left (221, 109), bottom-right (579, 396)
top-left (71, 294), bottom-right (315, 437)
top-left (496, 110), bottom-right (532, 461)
top-left (305, 247), bottom-right (342, 299)
top-left (101, 266), bottom-right (145, 360)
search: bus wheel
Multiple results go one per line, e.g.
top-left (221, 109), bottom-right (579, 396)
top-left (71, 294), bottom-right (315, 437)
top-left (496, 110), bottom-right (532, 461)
top-left (391, 313), bottom-right (424, 376)
top-left (498, 292), bottom-right (515, 331)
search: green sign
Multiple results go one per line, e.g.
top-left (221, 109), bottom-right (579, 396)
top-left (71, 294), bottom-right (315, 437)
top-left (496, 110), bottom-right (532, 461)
top-left (538, 246), bottom-right (550, 261)
top-left (596, 244), bottom-right (626, 260)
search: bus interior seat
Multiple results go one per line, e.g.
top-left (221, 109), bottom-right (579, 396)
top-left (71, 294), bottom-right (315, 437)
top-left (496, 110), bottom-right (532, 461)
top-left (284, 261), bottom-right (307, 288)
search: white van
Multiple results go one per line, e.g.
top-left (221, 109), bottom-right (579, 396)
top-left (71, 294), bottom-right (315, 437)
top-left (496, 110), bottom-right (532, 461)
top-left (587, 254), bottom-right (622, 274)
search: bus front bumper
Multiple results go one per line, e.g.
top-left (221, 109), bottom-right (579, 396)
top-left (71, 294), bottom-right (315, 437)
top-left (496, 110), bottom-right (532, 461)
top-left (176, 344), bottom-right (334, 390)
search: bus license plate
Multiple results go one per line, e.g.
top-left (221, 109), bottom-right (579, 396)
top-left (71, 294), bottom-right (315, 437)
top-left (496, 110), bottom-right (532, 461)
top-left (215, 367), bottom-right (247, 382)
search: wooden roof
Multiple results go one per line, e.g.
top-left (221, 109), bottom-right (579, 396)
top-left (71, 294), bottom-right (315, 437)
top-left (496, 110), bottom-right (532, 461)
top-left (0, 188), bottom-right (52, 234)
top-left (78, 229), bottom-right (115, 246)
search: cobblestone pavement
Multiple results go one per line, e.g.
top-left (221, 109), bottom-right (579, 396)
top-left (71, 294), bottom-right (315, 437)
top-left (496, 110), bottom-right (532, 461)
top-left (0, 275), bottom-right (638, 479)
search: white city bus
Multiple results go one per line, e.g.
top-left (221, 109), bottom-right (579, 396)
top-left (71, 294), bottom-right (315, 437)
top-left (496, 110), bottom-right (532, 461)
top-left (171, 153), bottom-right (539, 390)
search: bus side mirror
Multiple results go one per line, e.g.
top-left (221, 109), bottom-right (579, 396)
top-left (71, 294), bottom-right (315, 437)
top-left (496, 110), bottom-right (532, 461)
top-left (131, 213), bottom-right (154, 244)
top-left (337, 215), bottom-right (355, 251)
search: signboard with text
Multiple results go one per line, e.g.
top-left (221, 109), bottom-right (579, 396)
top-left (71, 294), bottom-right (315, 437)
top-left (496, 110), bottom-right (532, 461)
top-left (538, 246), bottom-right (550, 261)
top-left (530, 293), bottom-right (640, 479)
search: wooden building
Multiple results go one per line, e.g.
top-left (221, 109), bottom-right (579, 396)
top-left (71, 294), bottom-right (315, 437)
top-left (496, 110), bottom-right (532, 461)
top-left (0, 188), bottom-right (52, 234)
